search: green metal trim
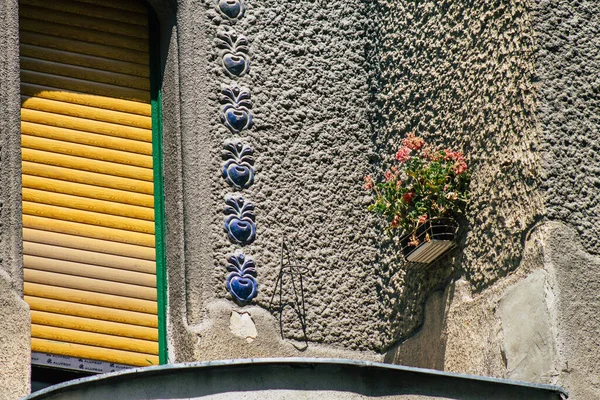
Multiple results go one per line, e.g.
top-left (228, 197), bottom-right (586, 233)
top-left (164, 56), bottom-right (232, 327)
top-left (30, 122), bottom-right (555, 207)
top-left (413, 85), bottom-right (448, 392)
top-left (147, 6), bottom-right (168, 365)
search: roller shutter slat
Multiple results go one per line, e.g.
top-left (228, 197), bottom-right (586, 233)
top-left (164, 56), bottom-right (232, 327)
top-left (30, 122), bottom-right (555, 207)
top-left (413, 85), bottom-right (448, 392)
top-left (25, 282), bottom-right (157, 314)
top-left (20, 30), bottom-right (148, 65)
top-left (22, 98), bottom-right (152, 130)
top-left (23, 175), bottom-right (154, 208)
top-left (21, 57), bottom-right (150, 91)
top-left (32, 338), bottom-right (158, 366)
top-left (21, 0), bottom-right (148, 27)
top-left (23, 229), bottom-right (156, 261)
top-left (20, 43), bottom-right (149, 77)
top-left (21, 70), bottom-right (150, 102)
top-left (22, 1), bottom-right (158, 368)
top-left (72, 0), bottom-right (148, 14)
top-left (25, 269), bottom-right (157, 301)
top-left (19, 5), bottom-right (148, 39)
top-left (23, 162), bottom-right (154, 195)
top-left (23, 188), bottom-right (154, 221)
top-left (22, 149), bottom-right (154, 181)
top-left (24, 255), bottom-right (156, 287)
top-left (23, 201), bottom-right (155, 234)
top-left (26, 296), bottom-right (157, 328)
top-left (32, 325), bottom-right (157, 356)
top-left (23, 215), bottom-right (155, 247)
top-left (24, 242), bottom-right (155, 274)
top-left (20, 19), bottom-right (149, 53)
top-left (31, 310), bottom-right (158, 341)
top-left (21, 84), bottom-right (151, 116)
top-left (21, 122), bottom-right (152, 156)
top-left (22, 108), bottom-right (151, 141)
top-left (22, 135), bottom-right (153, 168)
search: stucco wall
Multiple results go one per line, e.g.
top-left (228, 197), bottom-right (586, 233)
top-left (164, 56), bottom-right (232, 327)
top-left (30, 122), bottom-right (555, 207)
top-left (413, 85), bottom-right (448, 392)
top-left (535, 0), bottom-right (600, 254)
top-left (372, 0), bottom-right (543, 347)
top-left (0, 0), bottom-right (31, 398)
top-left (169, 0), bottom-right (388, 357)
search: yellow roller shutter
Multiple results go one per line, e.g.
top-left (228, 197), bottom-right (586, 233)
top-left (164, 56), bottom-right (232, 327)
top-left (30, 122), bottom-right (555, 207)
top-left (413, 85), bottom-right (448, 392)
top-left (20, 0), bottom-right (160, 367)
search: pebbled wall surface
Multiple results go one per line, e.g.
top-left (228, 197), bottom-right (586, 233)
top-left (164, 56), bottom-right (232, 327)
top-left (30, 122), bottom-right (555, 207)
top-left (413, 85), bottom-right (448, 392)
top-left (372, 0), bottom-right (543, 346)
top-left (534, 0), bottom-right (600, 253)
top-left (183, 0), bottom-right (384, 352)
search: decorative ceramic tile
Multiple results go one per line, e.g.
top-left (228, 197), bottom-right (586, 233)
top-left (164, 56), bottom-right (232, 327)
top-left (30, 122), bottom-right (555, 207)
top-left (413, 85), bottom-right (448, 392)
top-left (222, 140), bottom-right (255, 190)
top-left (224, 195), bottom-right (256, 245)
top-left (220, 86), bottom-right (253, 134)
top-left (225, 251), bottom-right (258, 303)
top-left (216, 0), bottom-right (245, 20)
top-left (216, 30), bottom-right (250, 77)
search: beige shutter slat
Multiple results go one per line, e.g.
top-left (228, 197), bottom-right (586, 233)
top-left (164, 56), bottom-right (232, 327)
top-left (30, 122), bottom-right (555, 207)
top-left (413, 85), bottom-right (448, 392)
top-left (21, 70), bottom-right (150, 102)
top-left (22, 98), bottom-right (152, 130)
top-left (23, 215), bottom-right (155, 247)
top-left (21, 0), bottom-right (158, 368)
top-left (70, 0), bottom-right (148, 13)
top-left (24, 255), bottom-right (156, 287)
top-left (22, 149), bottom-right (154, 181)
top-left (26, 296), bottom-right (157, 328)
top-left (23, 188), bottom-right (154, 221)
top-left (19, 5), bottom-right (148, 39)
top-left (20, 19), bottom-right (149, 53)
top-left (32, 338), bottom-right (158, 367)
top-left (23, 229), bottom-right (156, 261)
top-left (31, 310), bottom-right (157, 341)
top-left (22, 136), bottom-right (153, 168)
top-left (23, 175), bottom-right (154, 208)
top-left (21, 121), bottom-right (152, 154)
top-left (23, 163), bottom-right (154, 195)
top-left (21, 57), bottom-right (150, 90)
top-left (25, 269), bottom-right (157, 301)
top-left (21, 83), bottom-right (151, 116)
top-left (21, 0), bottom-right (148, 26)
top-left (25, 283), bottom-right (157, 314)
top-left (22, 108), bottom-right (151, 140)
top-left (24, 242), bottom-right (155, 274)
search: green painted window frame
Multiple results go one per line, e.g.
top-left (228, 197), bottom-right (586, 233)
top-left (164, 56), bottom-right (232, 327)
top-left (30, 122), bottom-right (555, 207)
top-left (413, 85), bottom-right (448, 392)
top-left (147, 6), bottom-right (168, 365)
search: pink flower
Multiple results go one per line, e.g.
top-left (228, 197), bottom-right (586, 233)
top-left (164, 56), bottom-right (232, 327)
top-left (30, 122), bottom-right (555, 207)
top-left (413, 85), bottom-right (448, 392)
top-left (402, 192), bottom-right (415, 204)
top-left (418, 214), bottom-right (428, 224)
top-left (396, 180), bottom-right (403, 190)
top-left (453, 161), bottom-right (467, 175)
top-left (395, 146), bottom-right (412, 163)
top-left (384, 170), bottom-right (394, 182)
top-left (445, 149), bottom-right (465, 162)
top-left (363, 175), bottom-right (374, 190)
top-left (402, 133), bottom-right (425, 151)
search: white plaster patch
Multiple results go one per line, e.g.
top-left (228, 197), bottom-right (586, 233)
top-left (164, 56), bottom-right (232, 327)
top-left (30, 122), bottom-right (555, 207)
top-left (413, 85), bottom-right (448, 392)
top-left (230, 311), bottom-right (257, 343)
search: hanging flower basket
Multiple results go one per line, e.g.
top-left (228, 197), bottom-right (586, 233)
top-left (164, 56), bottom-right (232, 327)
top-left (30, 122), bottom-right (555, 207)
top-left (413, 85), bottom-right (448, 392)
top-left (400, 217), bottom-right (459, 264)
top-left (363, 132), bottom-right (470, 265)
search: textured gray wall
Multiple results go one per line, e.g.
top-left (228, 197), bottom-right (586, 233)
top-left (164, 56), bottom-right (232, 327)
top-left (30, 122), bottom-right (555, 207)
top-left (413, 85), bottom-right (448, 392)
top-left (372, 0), bottom-right (543, 347)
top-left (535, 0), bottom-right (600, 253)
top-left (168, 0), bottom-right (387, 355)
top-left (0, 0), bottom-right (32, 398)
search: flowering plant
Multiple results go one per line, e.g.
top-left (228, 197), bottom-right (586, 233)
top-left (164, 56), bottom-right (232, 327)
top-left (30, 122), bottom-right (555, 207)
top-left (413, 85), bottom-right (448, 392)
top-left (364, 133), bottom-right (470, 241)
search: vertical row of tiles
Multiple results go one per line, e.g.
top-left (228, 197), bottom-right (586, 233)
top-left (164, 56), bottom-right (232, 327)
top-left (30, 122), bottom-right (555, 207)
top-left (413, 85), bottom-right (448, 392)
top-left (215, 0), bottom-right (258, 304)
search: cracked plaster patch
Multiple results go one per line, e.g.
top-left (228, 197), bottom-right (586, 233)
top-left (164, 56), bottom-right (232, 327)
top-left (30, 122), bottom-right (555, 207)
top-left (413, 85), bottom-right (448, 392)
top-left (230, 310), bottom-right (257, 343)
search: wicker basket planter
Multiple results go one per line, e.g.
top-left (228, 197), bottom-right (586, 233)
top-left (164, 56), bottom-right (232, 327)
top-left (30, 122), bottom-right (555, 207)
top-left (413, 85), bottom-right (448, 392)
top-left (400, 217), bottom-right (459, 264)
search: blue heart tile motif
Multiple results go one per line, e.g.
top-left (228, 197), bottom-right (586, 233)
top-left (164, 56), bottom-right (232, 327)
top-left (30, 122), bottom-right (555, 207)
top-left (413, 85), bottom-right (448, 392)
top-left (223, 54), bottom-right (247, 76)
top-left (224, 195), bottom-right (256, 245)
top-left (220, 86), bottom-right (253, 134)
top-left (225, 252), bottom-right (258, 303)
top-left (216, 31), bottom-right (250, 77)
top-left (222, 140), bottom-right (255, 190)
top-left (217, 0), bottom-right (245, 20)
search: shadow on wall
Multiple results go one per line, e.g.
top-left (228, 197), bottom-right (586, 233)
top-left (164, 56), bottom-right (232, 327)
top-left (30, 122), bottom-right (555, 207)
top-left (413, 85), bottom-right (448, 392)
top-left (383, 288), bottom-right (453, 369)
top-left (366, 0), bottom-right (543, 348)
